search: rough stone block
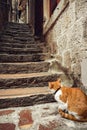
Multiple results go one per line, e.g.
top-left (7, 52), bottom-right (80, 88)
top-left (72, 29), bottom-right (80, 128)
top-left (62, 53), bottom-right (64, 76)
top-left (0, 123), bottom-right (15, 130)
top-left (39, 121), bottom-right (59, 130)
top-left (38, 120), bottom-right (68, 130)
top-left (71, 63), bottom-right (81, 77)
top-left (57, 34), bottom-right (67, 54)
top-left (60, 9), bottom-right (69, 33)
top-left (67, 1), bottom-right (76, 26)
top-left (81, 59), bottom-right (87, 90)
top-left (75, 0), bottom-right (87, 20)
top-left (62, 50), bottom-right (71, 69)
top-left (18, 110), bottom-right (33, 129)
top-left (0, 110), bottom-right (15, 116)
top-left (50, 41), bottom-right (58, 54)
top-left (67, 20), bottom-right (83, 49)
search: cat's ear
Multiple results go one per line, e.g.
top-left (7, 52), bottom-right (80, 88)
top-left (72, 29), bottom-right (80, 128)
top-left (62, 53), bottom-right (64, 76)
top-left (57, 78), bottom-right (61, 83)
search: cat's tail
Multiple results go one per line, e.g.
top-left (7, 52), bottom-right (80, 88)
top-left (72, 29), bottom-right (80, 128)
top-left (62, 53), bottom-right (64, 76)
top-left (59, 110), bottom-right (87, 122)
top-left (80, 118), bottom-right (87, 122)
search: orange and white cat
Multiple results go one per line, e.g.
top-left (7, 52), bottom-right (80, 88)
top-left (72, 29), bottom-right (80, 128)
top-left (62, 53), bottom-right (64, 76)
top-left (49, 79), bottom-right (87, 122)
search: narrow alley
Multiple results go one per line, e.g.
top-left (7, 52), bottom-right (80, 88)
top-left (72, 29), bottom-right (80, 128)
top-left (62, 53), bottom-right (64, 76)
top-left (0, 0), bottom-right (87, 130)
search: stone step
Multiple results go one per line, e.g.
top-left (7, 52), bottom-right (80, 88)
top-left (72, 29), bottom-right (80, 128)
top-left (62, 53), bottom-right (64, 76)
top-left (0, 37), bottom-right (34, 43)
top-left (3, 29), bottom-right (33, 35)
top-left (1, 29), bottom-right (33, 39)
top-left (4, 28), bottom-right (33, 34)
top-left (0, 42), bottom-right (45, 48)
top-left (7, 25), bottom-right (32, 29)
top-left (0, 72), bottom-right (61, 89)
top-left (6, 22), bottom-right (29, 27)
top-left (5, 23), bottom-right (32, 31)
top-left (1, 33), bottom-right (34, 38)
top-left (5, 26), bottom-right (32, 31)
top-left (0, 62), bottom-right (50, 74)
top-left (0, 47), bottom-right (43, 54)
top-left (0, 53), bottom-right (48, 62)
top-left (0, 87), bottom-right (55, 108)
top-left (4, 26), bottom-right (33, 31)
top-left (6, 23), bottom-right (32, 30)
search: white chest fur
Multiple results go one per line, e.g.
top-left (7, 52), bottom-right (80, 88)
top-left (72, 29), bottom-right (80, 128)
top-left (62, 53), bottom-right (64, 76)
top-left (54, 90), bottom-right (68, 111)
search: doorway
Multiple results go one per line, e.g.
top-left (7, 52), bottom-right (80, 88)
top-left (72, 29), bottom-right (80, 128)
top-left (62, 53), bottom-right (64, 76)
top-left (34, 0), bottom-right (43, 37)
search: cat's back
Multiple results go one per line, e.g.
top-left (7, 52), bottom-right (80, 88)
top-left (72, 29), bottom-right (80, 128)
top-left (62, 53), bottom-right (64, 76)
top-left (62, 86), bottom-right (86, 95)
top-left (62, 87), bottom-right (87, 104)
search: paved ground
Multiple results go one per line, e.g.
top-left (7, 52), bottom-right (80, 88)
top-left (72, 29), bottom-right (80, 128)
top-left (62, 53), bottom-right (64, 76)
top-left (0, 103), bottom-right (87, 130)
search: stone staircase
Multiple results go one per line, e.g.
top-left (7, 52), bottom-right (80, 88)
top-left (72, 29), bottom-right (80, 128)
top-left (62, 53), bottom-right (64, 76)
top-left (0, 22), bottom-right (61, 109)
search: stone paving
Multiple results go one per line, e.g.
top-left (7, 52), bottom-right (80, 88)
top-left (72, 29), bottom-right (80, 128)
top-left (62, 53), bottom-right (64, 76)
top-left (0, 103), bottom-right (87, 130)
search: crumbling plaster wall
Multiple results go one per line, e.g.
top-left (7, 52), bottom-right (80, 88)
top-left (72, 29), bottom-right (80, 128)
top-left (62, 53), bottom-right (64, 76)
top-left (44, 0), bottom-right (87, 84)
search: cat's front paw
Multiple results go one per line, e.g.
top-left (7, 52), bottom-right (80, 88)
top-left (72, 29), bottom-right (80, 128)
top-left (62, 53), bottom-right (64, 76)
top-left (58, 109), bottom-right (63, 114)
top-left (58, 109), bottom-right (66, 117)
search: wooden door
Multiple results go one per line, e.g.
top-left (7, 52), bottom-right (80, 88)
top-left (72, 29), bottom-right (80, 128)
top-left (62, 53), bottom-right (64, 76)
top-left (50, 0), bottom-right (57, 16)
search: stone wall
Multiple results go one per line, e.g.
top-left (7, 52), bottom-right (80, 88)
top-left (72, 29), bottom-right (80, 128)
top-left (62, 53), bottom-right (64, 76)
top-left (0, 4), bottom-right (6, 30)
top-left (0, 7), bottom-right (3, 30)
top-left (0, 2), bottom-right (10, 31)
top-left (44, 0), bottom-right (87, 88)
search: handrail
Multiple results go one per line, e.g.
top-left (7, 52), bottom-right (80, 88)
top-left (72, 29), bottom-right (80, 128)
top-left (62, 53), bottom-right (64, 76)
top-left (44, 1), bottom-right (69, 36)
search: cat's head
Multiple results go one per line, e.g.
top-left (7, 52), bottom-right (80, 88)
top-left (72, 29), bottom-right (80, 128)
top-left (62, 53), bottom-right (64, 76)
top-left (49, 78), bottom-right (62, 91)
